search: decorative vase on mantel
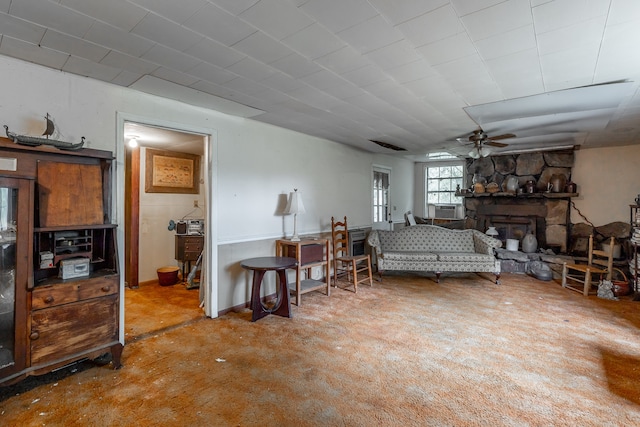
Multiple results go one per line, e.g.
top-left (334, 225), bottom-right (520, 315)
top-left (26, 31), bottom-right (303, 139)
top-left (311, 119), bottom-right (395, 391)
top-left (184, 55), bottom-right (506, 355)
top-left (522, 232), bottom-right (538, 253)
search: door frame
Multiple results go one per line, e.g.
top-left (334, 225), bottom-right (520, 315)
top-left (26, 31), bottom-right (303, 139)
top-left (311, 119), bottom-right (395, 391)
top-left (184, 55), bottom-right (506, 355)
top-left (115, 112), bottom-right (219, 342)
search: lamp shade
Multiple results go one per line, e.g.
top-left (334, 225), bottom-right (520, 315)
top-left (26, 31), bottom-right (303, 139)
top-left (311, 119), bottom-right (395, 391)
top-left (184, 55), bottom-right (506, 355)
top-left (285, 189), bottom-right (305, 215)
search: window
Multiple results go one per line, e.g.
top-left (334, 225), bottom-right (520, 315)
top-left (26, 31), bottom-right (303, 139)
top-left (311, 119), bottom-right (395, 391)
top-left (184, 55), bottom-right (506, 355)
top-left (372, 168), bottom-right (390, 224)
top-left (425, 162), bottom-right (464, 207)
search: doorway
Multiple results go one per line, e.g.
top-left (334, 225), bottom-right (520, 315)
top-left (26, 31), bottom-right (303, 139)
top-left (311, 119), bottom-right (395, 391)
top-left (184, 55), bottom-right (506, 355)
top-left (372, 166), bottom-right (391, 230)
top-left (124, 122), bottom-right (207, 337)
top-left (116, 114), bottom-right (219, 343)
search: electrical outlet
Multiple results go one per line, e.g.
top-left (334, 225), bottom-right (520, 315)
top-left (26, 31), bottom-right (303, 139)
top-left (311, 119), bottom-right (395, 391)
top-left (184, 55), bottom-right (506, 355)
top-left (193, 200), bottom-right (199, 207)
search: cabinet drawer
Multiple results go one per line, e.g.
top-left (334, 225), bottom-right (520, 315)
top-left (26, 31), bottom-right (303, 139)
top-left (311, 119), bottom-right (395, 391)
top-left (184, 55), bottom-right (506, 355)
top-left (32, 275), bottom-right (118, 310)
top-left (30, 294), bottom-right (119, 366)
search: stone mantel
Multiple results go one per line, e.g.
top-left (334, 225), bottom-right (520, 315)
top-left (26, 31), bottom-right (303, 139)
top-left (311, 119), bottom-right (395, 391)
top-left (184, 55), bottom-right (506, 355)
top-left (457, 192), bottom-right (578, 199)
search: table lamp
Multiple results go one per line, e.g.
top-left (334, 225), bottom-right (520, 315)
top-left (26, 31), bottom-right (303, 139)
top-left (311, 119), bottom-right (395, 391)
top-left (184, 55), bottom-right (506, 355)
top-left (285, 188), bottom-right (305, 241)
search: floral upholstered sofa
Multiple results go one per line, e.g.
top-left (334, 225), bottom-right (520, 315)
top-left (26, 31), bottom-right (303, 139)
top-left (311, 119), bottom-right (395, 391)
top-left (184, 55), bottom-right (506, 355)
top-left (367, 225), bottom-right (502, 283)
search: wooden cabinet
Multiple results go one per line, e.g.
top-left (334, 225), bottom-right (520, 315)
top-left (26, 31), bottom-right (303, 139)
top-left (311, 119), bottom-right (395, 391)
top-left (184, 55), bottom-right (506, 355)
top-left (0, 138), bottom-right (121, 386)
top-left (276, 239), bottom-right (330, 306)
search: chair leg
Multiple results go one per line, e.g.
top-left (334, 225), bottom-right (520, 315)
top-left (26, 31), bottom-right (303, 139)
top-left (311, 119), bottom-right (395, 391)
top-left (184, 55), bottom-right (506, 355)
top-left (562, 263), bottom-right (567, 288)
top-left (366, 256), bottom-right (373, 286)
top-left (351, 260), bottom-right (357, 293)
top-left (584, 268), bottom-right (591, 296)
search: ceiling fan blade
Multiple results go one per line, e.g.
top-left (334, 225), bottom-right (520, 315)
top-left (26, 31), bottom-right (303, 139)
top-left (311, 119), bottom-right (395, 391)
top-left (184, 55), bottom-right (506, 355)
top-left (488, 133), bottom-right (516, 141)
top-left (486, 141), bottom-right (509, 148)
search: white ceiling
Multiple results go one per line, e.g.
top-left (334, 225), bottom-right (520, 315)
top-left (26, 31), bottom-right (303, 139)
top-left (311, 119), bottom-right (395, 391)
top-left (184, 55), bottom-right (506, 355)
top-left (1, 0), bottom-right (640, 159)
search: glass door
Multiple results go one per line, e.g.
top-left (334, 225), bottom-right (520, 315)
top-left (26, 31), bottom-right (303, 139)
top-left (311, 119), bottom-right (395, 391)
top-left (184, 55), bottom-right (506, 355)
top-left (0, 177), bottom-right (32, 382)
top-left (372, 167), bottom-right (391, 230)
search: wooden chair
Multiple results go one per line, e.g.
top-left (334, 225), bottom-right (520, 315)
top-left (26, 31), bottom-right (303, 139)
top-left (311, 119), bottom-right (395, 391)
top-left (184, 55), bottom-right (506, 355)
top-left (331, 216), bottom-right (373, 293)
top-left (562, 235), bottom-right (615, 296)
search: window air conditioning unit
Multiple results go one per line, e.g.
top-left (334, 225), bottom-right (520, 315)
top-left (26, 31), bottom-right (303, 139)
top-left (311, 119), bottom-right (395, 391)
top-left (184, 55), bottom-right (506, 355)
top-left (434, 204), bottom-right (457, 219)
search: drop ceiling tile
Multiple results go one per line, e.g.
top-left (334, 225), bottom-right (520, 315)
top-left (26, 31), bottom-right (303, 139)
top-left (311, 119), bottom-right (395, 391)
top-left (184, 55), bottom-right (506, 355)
top-left (417, 32), bottom-right (476, 65)
top-left (142, 44), bottom-right (201, 73)
top-left (532, 0), bottom-right (610, 34)
top-left (365, 40), bottom-right (421, 70)
top-left (225, 56), bottom-right (277, 81)
top-left (100, 51), bottom-right (159, 75)
top-left (111, 70), bottom-right (143, 86)
top-left (260, 71), bottom-right (306, 93)
top-left (341, 64), bottom-right (388, 88)
top-left (0, 35), bottom-right (69, 70)
top-left (9, 0), bottom-right (94, 38)
top-left (537, 16), bottom-right (606, 56)
top-left (607, 0), bottom-right (640, 25)
top-left (368, 0), bottom-right (448, 25)
top-left (322, 81), bottom-right (365, 100)
top-left (40, 29), bottom-right (109, 62)
top-left (267, 52), bottom-right (321, 78)
top-left (449, 0), bottom-right (506, 17)
top-left (474, 24), bottom-right (536, 61)
top-left (84, 21), bottom-right (155, 57)
top-left (231, 31), bottom-right (292, 65)
top-left (314, 45), bottom-right (370, 74)
top-left (132, 13), bottom-right (203, 52)
top-left (63, 55), bottom-right (121, 82)
top-left (60, 0), bottom-right (147, 31)
top-left (0, 0), bottom-right (9, 13)
top-left (129, 0), bottom-right (208, 24)
top-left (338, 15), bottom-right (404, 55)
top-left (484, 48), bottom-right (545, 99)
top-left (152, 67), bottom-right (200, 86)
top-left (209, 0), bottom-right (259, 16)
top-left (396, 4), bottom-right (464, 46)
top-left (595, 20), bottom-right (640, 82)
top-left (0, 12), bottom-right (46, 44)
top-left (183, 3), bottom-right (257, 46)
top-left (222, 76), bottom-right (269, 96)
top-left (300, 0), bottom-right (378, 33)
top-left (281, 23), bottom-right (345, 60)
top-left (461, 0), bottom-right (532, 41)
top-left (189, 80), bottom-right (233, 98)
top-left (540, 44), bottom-right (599, 91)
top-left (188, 61), bottom-right (237, 85)
top-left (239, 0), bottom-right (314, 40)
top-left (385, 59), bottom-right (436, 84)
top-left (286, 85), bottom-right (343, 110)
top-left (185, 38), bottom-right (245, 69)
top-left (300, 69), bottom-right (347, 90)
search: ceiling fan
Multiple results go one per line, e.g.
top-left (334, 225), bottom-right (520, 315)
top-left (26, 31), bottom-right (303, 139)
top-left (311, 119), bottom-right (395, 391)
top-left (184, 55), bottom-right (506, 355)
top-left (456, 129), bottom-right (516, 158)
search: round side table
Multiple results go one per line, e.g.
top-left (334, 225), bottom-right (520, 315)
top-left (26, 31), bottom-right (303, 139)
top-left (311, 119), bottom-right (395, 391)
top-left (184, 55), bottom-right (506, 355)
top-left (241, 256), bottom-right (298, 322)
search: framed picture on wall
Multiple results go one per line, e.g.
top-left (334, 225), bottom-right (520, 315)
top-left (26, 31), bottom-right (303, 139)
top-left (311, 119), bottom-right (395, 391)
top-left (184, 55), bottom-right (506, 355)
top-left (145, 148), bottom-right (200, 194)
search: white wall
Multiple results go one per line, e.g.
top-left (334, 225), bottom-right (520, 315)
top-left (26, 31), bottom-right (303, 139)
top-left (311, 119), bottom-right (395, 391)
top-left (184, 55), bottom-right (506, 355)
top-left (0, 56), bottom-right (414, 314)
top-left (572, 145), bottom-right (640, 226)
top-left (138, 147), bottom-right (205, 282)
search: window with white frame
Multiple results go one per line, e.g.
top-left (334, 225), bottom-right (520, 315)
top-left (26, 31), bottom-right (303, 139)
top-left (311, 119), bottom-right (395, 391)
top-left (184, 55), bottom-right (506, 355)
top-left (425, 161), bottom-right (464, 217)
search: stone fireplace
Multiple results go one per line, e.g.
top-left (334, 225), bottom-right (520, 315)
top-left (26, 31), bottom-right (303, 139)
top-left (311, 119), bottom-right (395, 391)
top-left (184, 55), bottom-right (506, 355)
top-left (463, 150), bottom-right (575, 253)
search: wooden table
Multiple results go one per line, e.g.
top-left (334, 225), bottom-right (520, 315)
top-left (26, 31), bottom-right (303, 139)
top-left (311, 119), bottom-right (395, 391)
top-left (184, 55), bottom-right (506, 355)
top-left (241, 256), bottom-right (297, 322)
top-left (275, 239), bottom-right (330, 306)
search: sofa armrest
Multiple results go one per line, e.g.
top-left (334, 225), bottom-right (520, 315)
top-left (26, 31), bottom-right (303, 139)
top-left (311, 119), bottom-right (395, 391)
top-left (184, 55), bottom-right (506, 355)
top-left (367, 229), bottom-right (382, 256)
top-left (472, 230), bottom-right (502, 255)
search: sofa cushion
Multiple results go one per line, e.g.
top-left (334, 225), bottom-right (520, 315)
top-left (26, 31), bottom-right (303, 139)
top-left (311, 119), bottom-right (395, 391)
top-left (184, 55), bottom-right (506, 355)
top-left (437, 252), bottom-right (496, 263)
top-left (383, 251), bottom-right (438, 262)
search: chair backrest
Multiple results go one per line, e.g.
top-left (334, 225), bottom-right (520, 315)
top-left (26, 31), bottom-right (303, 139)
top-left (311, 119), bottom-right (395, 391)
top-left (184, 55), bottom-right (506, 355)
top-left (591, 235), bottom-right (615, 266)
top-left (331, 216), bottom-right (349, 258)
top-left (590, 235), bottom-right (615, 278)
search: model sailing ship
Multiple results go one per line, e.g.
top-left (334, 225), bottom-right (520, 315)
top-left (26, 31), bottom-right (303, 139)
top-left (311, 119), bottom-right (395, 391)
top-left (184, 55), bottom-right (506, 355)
top-left (4, 113), bottom-right (85, 150)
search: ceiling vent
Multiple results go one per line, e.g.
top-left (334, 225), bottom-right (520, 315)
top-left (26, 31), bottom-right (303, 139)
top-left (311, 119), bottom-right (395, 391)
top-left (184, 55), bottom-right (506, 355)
top-left (369, 140), bottom-right (407, 151)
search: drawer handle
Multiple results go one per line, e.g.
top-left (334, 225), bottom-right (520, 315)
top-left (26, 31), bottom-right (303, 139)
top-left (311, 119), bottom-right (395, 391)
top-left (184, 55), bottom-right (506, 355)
top-left (101, 286), bottom-right (111, 292)
top-left (30, 331), bottom-right (40, 340)
top-left (44, 296), bottom-right (54, 304)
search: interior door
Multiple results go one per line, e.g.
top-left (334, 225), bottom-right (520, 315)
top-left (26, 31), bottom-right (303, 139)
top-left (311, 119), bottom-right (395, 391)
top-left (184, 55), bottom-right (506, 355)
top-left (372, 167), bottom-right (391, 230)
